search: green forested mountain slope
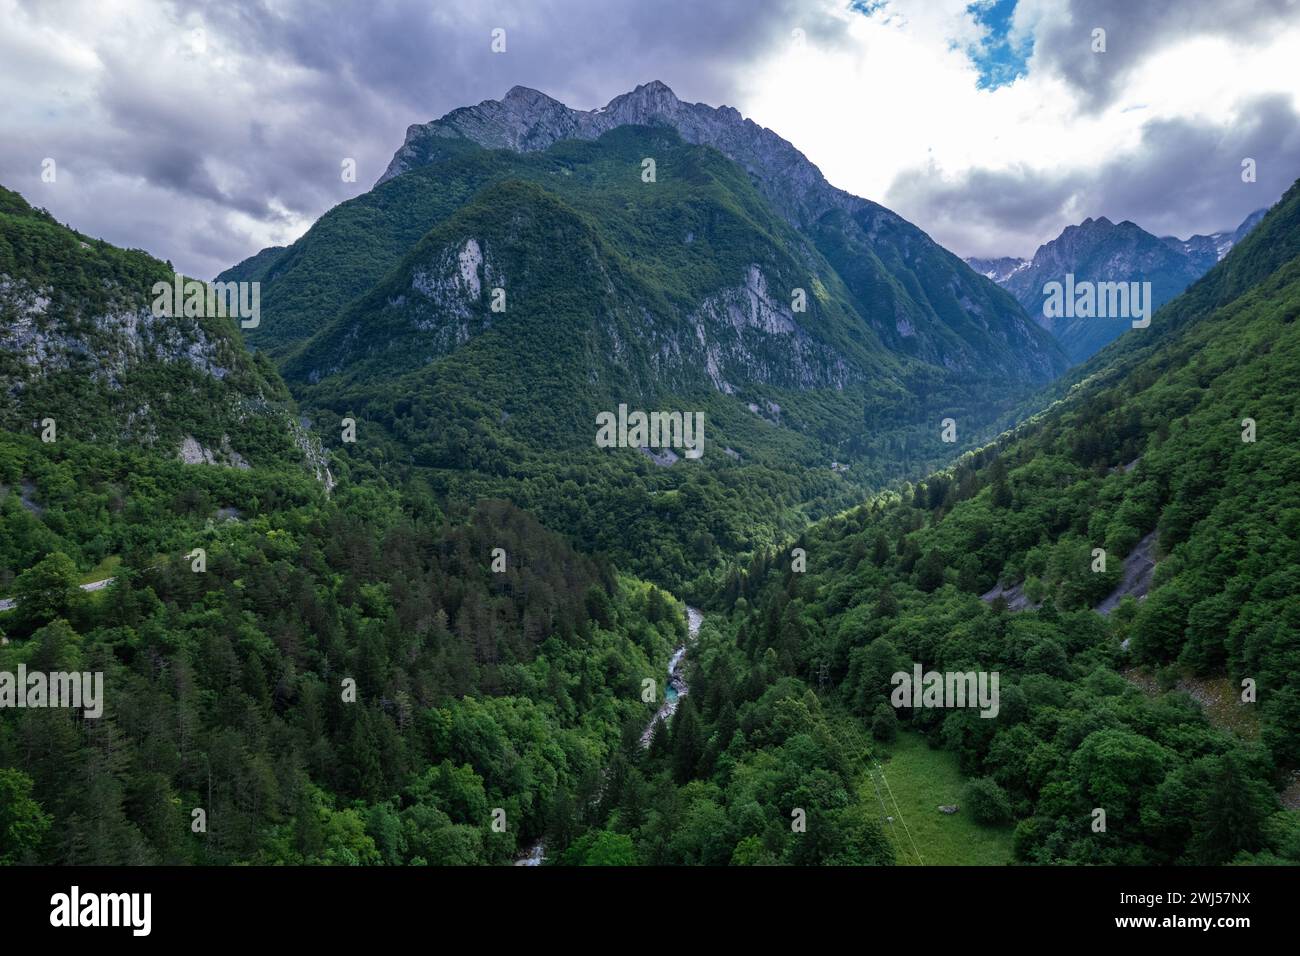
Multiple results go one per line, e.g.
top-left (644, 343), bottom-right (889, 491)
top-left (370, 81), bottom-right (1065, 384)
top-left (285, 129), bottom-right (899, 395)
top-left (215, 242), bottom-right (287, 285)
top-left (666, 181), bottom-right (1300, 866)
top-left (234, 126), bottom-right (1060, 592)
top-left (217, 137), bottom-right (497, 357)
top-left (0, 185), bottom-right (316, 474)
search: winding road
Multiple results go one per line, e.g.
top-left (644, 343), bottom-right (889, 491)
top-left (0, 576), bottom-right (115, 613)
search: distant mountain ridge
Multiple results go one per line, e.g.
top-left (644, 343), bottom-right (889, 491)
top-left (1159, 208), bottom-right (1267, 273)
top-left (966, 208), bottom-right (1267, 362)
top-left (966, 255), bottom-right (1029, 283)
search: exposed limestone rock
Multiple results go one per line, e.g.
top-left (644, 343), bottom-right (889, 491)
top-left (290, 417), bottom-right (336, 492)
top-left (637, 445), bottom-right (680, 468)
top-left (979, 580), bottom-right (1042, 613)
top-left (177, 434), bottom-right (252, 470)
top-left (0, 276), bottom-right (231, 389)
top-left (1095, 531), bottom-right (1158, 615)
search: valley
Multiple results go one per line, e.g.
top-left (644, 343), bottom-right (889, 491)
top-left (218, 85), bottom-right (1066, 595)
top-left (2, 78), bottom-right (1298, 871)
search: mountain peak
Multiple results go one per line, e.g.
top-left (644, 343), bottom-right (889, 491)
top-left (598, 80), bottom-right (682, 118)
top-left (979, 203), bottom-right (1274, 363)
top-left (376, 79), bottom-right (834, 225)
top-left (503, 84), bottom-right (551, 103)
top-left (611, 79), bottom-right (679, 104)
top-left (632, 79), bottom-right (675, 95)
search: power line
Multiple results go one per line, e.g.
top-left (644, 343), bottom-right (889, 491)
top-left (867, 763), bottom-right (921, 866)
top-left (875, 760), bottom-right (925, 866)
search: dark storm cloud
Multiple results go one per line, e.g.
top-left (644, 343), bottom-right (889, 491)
top-left (179, 0), bottom-right (843, 115)
top-left (1, 0), bottom-right (838, 278)
top-left (1098, 95), bottom-right (1300, 236)
top-left (4, 0), bottom-right (1297, 279)
top-left (886, 164), bottom-right (1079, 257)
top-left (887, 93), bottom-right (1300, 258)
top-left (1028, 0), bottom-right (1300, 111)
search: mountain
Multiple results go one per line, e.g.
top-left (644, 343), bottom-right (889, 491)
top-left (217, 84), bottom-right (1069, 589)
top-left (713, 177), bottom-right (1300, 866)
top-left (283, 156), bottom-right (888, 399)
top-left (1160, 208), bottom-right (1267, 272)
top-left (1001, 217), bottom-right (1205, 363)
top-left (969, 209), bottom-right (1267, 363)
top-left (272, 126), bottom-right (988, 590)
top-left (966, 256), bottom-right (1028, 283)
top-left (0, 185), bottom-right (326, 480)
top-left (231, 82), bottom-right (1064, 384)
top-left (367, 81), bottom-right (1065, 383)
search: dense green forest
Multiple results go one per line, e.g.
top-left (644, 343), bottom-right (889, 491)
top-left (1, 429), bottom-right (689, 863)
top-left (0, 183), bottom-right (689, 865)
top-left (0, 186), bottom-right (304, 468)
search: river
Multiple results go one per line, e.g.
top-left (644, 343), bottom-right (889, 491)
top-left (514, 604), bottom-right (702, 865)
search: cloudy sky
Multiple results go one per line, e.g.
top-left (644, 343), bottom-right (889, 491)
top-left (3, 0), bottom-right (1299, 277)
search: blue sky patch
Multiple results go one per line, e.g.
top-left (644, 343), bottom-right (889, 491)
top-left (966, 0), bottom-right (1032, 89)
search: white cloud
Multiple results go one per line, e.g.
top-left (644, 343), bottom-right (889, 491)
top-left (737, 0), bottom-right (1300, 256)
top-left (2, 0), bottom-right (1297, 273)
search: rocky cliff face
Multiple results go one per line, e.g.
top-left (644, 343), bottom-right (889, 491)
top-left (0, 185), bottom-right (329, 481)
top-left (381, 83), bottom-right (817, 213)
top-left (0, 276), bottom-right (233, 393)
top-left (1160, 208), bottom-right (1267, 273)
top-left (379, 81), bottom-right (857, 228)
top-left (683, 264), bottom-right (851, 393)
top-left (966, 256), bottom-right (1029, 283)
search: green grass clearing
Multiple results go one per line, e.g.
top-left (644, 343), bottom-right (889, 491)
top-left (862, 731), bottom-right (1013, 866)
